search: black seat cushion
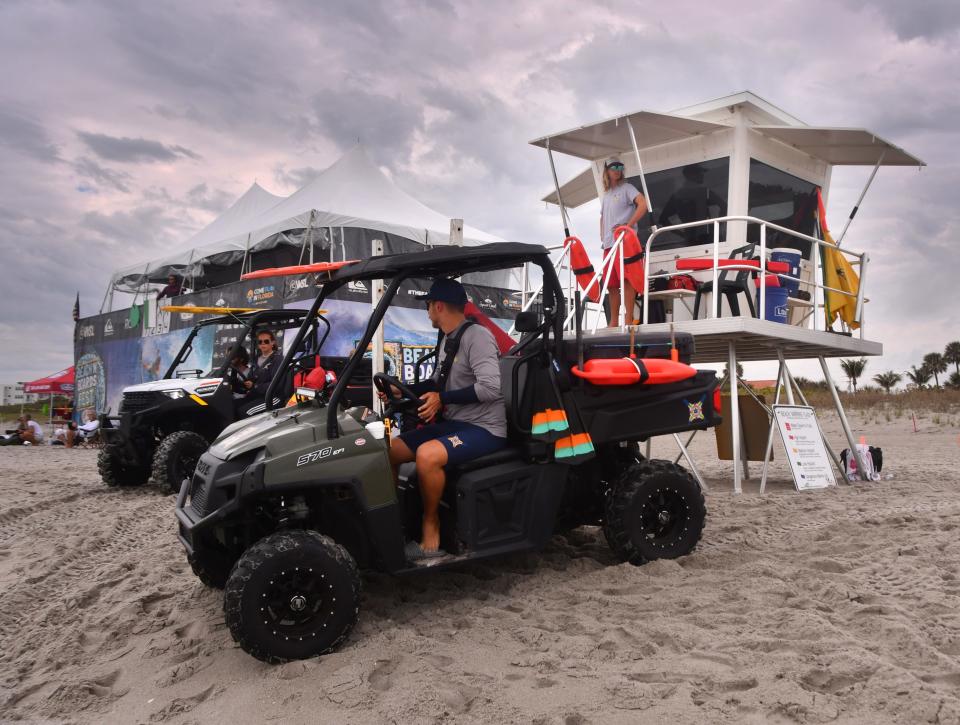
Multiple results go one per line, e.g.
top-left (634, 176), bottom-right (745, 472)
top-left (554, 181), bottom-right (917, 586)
top-left (453, 446), bottom-right (526, 473)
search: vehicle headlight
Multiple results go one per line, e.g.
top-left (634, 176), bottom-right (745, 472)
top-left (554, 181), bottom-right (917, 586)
top-left (162, 389), bottom-right (186, 399)
top-left (194, 383), bottom-right (221, 397)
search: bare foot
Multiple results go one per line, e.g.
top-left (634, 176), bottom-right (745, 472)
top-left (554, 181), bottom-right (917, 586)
top-left (421, 514), bottom-right (441, 552)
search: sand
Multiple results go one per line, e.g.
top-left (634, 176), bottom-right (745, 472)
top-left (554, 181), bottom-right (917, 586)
top-left (2, 410), bottom-right (960, 724)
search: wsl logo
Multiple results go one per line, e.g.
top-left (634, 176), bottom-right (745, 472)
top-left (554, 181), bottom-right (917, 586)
top-left (78, 324), bottom-right (95, 339)
top-left (288, 277), bottom-right (309, 293)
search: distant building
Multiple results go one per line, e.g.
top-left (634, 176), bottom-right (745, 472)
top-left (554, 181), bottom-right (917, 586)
top-left (746, 379), bottom-right (778, 390)
top-left (0, 384), bottom-right (40, 407)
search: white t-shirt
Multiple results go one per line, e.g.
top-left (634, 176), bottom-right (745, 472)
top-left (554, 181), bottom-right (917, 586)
top-left (26, 420), bottom-right (44, 441)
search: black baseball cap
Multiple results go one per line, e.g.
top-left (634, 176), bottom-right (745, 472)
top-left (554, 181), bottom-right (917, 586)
top-left (423, 278), bottom-right (468, 305)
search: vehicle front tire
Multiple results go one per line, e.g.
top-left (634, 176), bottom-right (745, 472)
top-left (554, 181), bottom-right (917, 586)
top-left (603, 459), bottom-right (705, 565)
top-left (224, 530), bottom-right (361, 663)
top-left (188, 551), bottom-right (233, 589)
top-left (152, 431), bottom-right (209, 495)
top-left (98, 444), bottom-right (150, 487)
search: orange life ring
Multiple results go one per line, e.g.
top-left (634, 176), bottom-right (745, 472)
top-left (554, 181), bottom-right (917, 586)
top-left (241, 260), bottom-right (359, 281)
top-left (564, 236), bottom-right (600, 303)
top-left (612, 225), bottom-right (646, 294)
top-left (570, 357), bottom-right (696, 386)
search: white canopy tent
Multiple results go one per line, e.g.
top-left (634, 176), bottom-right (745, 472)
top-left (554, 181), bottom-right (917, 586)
top-left (106, 145), bottom-right (518, 303)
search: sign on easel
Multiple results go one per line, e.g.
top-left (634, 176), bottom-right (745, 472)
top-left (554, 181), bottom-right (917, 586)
top-left (773, 405), bottom-right (836, 491)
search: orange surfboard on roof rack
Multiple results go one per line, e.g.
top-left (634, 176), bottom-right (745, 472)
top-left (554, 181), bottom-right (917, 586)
top-left (241, 260), bottom-right (359, 281)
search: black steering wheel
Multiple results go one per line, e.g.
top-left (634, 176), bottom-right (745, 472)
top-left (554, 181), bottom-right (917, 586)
top-left (373, 373), bottom-right (424, 418)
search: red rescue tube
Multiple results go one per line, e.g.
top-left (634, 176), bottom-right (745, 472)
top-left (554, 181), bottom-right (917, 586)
top-left (564, 236), bottom-right (600, 303)
top-left (241, 260), bottom-right (359, 281)
top-left (570, 357), bottom-right (697, 386)
top-left (676, 258), bottom-right (790, 273)
top-left (612, 225), bottom-right (646, 295)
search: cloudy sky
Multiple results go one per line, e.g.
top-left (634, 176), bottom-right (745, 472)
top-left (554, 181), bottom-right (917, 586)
top-left (1, 0), bottom-right (957, 386)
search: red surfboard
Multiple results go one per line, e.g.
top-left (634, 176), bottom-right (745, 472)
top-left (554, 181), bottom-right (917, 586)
top-left (564, 236), bottom-right (600, 303)
top-left (571, 357), bottom-right (697, 386)
top-left (612, 225), bottom-right (646, 295)
top-left (241, 260), bottom-right (359, 281)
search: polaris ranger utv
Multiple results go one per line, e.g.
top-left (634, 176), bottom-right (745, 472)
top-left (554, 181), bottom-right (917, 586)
top-left (175, 243), bottom-right (721, 663)
top-left (99, 308), bottom-right (328, 494)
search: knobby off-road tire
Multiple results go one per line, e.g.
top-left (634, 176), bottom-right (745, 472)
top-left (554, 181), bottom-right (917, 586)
top-left (224, 530), bottom-right (361, 663)
top-left (152, 430), bottom-right (208, 495)
top-left (98, 444), bottom-right (150, 488)
top-left (188, 552), bottom-right (232, 590)
top-left (603, 459), bottom-right (706, 565)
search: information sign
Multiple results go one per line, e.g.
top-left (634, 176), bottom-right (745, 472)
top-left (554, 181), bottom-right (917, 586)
top-left (773, 405), bottom-right (836, 491)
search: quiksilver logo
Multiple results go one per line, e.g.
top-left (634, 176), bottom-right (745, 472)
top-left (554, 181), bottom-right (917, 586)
top-left (104, 319), bottom-right (114, 335)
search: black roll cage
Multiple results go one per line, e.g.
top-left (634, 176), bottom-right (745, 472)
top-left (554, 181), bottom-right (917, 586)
top-left (267, 249), bottom-right (568, 439)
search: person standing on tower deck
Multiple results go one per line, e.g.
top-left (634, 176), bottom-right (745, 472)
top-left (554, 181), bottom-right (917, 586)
top-left (600, 157), bottom-right (647, 326)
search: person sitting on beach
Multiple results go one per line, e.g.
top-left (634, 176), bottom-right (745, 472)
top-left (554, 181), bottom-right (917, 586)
top-left (381, 279), bottom-right (507, 559)
top-left (1, 414), bottom-right (44, 446)
top-left (63, 409), bottom-right (99, 448)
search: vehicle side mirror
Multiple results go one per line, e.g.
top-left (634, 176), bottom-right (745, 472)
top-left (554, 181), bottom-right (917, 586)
top-left (514, 311), bottom-right (541, 333)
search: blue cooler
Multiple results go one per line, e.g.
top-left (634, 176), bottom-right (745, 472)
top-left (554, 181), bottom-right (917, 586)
top-left (770, 248), bottom-right (801, 297)
top-left (755, 278), bottom-right (789, 324)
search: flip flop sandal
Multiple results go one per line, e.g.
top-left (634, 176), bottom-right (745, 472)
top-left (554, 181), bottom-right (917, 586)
top-left (404, 540), bottom-right (446, 561)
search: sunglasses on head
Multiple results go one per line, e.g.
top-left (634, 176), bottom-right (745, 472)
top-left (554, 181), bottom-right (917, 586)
top-left (607, 163), bottom-right (624, 171)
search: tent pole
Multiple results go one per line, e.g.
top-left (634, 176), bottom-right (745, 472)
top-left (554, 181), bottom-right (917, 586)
top-left (240, 233), bottom-right (251, 278)
top-left (545, 139), bottom-right (571, 238)
top-left (100, 275), bottom-right (114, 314)
top-left (836, 151), bottom-right (884, 248)
top-left (624, 116), bottom-right (656, 232)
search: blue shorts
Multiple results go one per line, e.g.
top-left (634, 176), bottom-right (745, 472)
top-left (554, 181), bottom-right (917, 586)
top-left (398, 420), bottom-right (507, 467)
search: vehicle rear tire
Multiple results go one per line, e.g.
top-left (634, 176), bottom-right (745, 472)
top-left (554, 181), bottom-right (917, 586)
top-left (98, 444), bottom-right (150, 487)
top-left (188, 552), bottom-right (232, 589)
top-left (224, 530), bottom-right (360, 663)
top-left (152, 431), bottom-right (208, 495)
top-left (603, 459), bottom-right (705, 565)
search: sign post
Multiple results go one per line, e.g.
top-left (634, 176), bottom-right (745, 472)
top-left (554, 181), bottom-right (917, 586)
top-left (773, 405), bottom-right (836, 491)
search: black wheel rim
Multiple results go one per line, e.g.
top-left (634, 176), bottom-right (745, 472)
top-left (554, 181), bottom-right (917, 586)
top-left (175, 449), bottom-right (201, 482)
top-left (638, 487), bottom-right (688, 548)
top-left (260, 567), bottom-right (335, 642)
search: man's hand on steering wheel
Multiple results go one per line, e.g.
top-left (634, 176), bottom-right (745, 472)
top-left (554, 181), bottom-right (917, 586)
top-left (373, 373), bottom-right (425, 418)
top-left (417, 391), bottom-right (442, 423)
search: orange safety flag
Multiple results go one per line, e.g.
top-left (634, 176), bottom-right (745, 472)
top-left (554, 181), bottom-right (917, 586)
top-left (564, 236), bottom-right (600, 303)
top-left (816, 190), bottom-right (860, 330)
top-left (612, 225), bottom-right (646, 295)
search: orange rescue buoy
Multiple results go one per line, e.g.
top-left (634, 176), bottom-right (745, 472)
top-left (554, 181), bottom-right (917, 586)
top-left (612, 225), bottom-right (646, 295)
top-left (564, 236), bottom-right (600, 303)
top-left (571, 357), bottom-right (697, 386)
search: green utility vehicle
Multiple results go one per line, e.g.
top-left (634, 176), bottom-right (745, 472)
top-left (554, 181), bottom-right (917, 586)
top-left (175, 243), bottom-right (721, 662)
top-left (99, 308), bottom-right (327, 494)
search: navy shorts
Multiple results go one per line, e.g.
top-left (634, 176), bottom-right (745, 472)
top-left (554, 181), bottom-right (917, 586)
top-left (398, 420), bottom-right (507, 467)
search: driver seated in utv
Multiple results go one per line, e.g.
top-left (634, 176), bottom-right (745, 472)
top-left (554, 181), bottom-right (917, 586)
top-left (382, 278), bottom-right (507, 559)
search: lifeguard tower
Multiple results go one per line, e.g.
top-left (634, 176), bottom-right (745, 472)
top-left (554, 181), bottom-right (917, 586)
top-left (528, 91), bottom-right (924, 493)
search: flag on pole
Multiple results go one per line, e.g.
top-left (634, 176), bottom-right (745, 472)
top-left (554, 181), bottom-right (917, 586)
top-left (72, 292), bottom-right (80, 322)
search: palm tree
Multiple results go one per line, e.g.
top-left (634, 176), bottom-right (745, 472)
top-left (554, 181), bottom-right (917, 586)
top-left (945, 341), bottom-right (960, 376)
top-left (923, 352), bottom-right (948, 389)
top-left (948, 371), bottom-right (960, 391)
top-left (906, 365), bottom-right (932, 389)
top-left (839, 358), bottom-right (867, 393)
top-left (873, 370), bottom-right (902, 394)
